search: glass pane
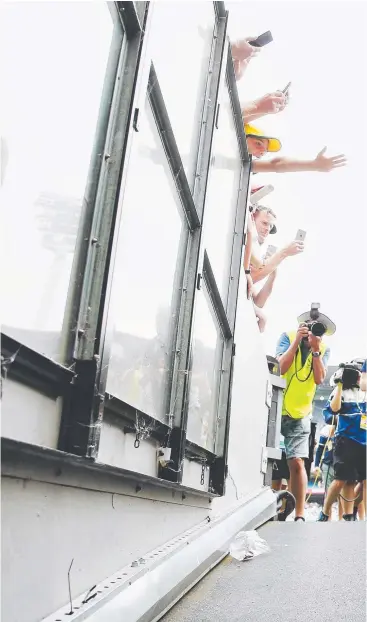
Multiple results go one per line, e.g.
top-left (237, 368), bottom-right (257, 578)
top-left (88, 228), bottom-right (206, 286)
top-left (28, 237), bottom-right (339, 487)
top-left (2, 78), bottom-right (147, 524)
top-left (0, 3), bottom-right (116, 360)
top-left (187, 285), bottom-right (223, 451)
top-left (150, 2), bottom-right (214, 188)
top-left (202, 82), bottom-right (242, 301)
top-left (105, 98), bottom-right (187, 422)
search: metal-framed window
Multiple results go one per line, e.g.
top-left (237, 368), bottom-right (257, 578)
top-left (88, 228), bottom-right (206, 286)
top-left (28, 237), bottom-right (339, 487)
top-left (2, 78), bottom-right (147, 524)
top-left (165, 43), bottom-right (251, 495)
top-left (1, 1), bottom-right (251, 498)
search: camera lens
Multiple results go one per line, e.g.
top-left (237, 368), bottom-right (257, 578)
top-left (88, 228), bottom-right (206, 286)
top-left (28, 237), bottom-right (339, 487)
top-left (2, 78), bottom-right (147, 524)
top-left (311, 321), bottom-right (326, 337)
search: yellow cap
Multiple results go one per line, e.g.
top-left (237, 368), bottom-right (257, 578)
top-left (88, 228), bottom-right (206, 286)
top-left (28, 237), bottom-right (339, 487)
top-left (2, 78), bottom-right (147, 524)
top-left (245, 124), bottom-right (282, 153)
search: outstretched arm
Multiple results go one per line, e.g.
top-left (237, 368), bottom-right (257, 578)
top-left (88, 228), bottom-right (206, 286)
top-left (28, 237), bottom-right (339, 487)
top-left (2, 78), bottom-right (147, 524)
top-left (251, 241), bottom-right (303, 284)
top-left (252, 271), bottom-right (276, 308)
top-left (252, 147), bottom-right (346, 174)
top-left (242, 92), bottom-right (287, 124)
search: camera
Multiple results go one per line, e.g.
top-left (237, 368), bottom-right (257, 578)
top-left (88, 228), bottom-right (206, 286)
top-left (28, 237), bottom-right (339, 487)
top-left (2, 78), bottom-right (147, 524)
top-left (335, 363), bottom-right (361, 389)
top-left (305, 320), bottom-right (327, 337)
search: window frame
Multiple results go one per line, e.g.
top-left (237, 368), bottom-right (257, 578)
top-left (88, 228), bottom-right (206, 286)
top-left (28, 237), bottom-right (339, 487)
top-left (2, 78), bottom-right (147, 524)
top-left (1, 1), bottom-right (252, 499)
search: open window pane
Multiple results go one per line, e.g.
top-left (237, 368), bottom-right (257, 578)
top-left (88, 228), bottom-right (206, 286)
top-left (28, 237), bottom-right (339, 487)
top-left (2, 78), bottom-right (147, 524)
top-left (1, 2), bottom-right (116, 361)
top-left (187, 284), bottom-right (224, 451)
top-left (105, 98), bottom-right (187, 422)
top-left (149, 2), bottom-right (214, 188)
top-left (202, 81), bottom-right (242, 302)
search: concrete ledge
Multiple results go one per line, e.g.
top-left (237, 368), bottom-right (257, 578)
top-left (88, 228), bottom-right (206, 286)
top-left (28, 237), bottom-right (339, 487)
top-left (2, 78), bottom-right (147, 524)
top-left (42, 487), bottom-right (276, 622)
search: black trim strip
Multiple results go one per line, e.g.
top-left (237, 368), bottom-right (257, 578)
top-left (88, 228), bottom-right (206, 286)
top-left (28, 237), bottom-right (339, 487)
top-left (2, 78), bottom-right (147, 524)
top-left (105, 393), bottom-right (170, 442)
top-left (214, 1), bottom-right (226, 19)
top-left (1, 333), bottom-right (74, 398)
top-left (226, 43), bottom-right (250, 164)
top-left (116, 1), bottom-right (141, 36)
top-left (202, 251), bottom-right (232, 340)
top-left (149, 64), bottom-right (201, 231)
top-left (185, 440), bottom-right (216, 464)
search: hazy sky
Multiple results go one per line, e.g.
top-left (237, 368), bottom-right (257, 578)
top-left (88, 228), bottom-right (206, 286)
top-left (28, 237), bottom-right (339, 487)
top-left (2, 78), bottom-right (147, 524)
top-left (228, 0), bottom-right (367, 363)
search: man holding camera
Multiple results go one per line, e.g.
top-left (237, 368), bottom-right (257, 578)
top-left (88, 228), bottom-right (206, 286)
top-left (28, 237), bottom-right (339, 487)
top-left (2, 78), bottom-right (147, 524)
top-left (317, 359), bottom-right (366, 521)
top-left (275, 306), bottom-right (334, 521)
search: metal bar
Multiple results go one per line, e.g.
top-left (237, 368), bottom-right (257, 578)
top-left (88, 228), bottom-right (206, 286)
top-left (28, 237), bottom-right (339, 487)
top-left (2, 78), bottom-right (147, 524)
top-left (202, 251), bottom-right (232, 340)
top-left (225, 160), bottom-right (251, 331)
top-left (1, 333), bottom-right (74, 399)
top-left (104, 394), bottom-right (170, 442)
top-left (185, 440), bottom-right (216, 463)
top-left (212, 337), bottom-right (233, 462)
top-left (210, 47), bottom-right (252, 476)
top-left (148, 64), bottom-right (201, 231)
top-left (60, 15), bottom-right (124, 365)
top-left (166, 12), bottom-right (228, 484)
top-left (214, 1), bottom-right (226, 19)
top-left (38, 487), bottom-right (275, 622)
top-left (1, 437), bottom-right (218, 500)
top-left (226, 42), bottom-right (250, 164)
top-left (116, 1), bottom-right (141, 36)
top-left (58, 4), bottom-right (153, 458)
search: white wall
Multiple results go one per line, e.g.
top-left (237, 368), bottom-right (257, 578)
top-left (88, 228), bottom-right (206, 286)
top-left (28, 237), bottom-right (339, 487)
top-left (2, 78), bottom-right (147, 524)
top-left (213, 274), bottom-right (270, 513)
top-left (1, 379), bottom-right (62, 448)
top-left (1, 468), bottom-right (210, 622)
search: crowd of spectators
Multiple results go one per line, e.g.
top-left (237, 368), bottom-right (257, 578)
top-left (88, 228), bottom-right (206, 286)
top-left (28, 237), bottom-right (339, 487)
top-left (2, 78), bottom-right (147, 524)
top-left (231, 34), bottom-right (365, 522)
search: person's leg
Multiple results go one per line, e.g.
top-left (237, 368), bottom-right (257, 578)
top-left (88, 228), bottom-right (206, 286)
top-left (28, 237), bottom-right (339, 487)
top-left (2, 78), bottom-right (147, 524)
top-left (288, 458), bottom-right (307, 518)
top-left (353, 482), bottom-right (363, 520)
top-left (341, 482), bottom-right (356, 516)
top-left (327, 436), bottom-right (359, 520)
top-left (272, 479), bottom-right (282, 491)
top-left (322, 479), bottom-right (346, 516)
top-left (282, 416), bottom-right (311, 520)
top-left (338, 497), bottom-right (344, 521)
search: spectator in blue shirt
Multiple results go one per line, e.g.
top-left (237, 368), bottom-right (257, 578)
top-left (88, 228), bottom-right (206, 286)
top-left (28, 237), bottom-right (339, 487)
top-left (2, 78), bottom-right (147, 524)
top-left (318, 360), bottom-right (366, 521)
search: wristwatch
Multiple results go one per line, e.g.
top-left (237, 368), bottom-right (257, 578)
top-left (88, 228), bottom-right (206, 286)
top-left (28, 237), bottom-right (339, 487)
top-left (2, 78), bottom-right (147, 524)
top-left (244, 269), bottom-right (251, 274)
top-left (312, 351), bottom-right (321, 358)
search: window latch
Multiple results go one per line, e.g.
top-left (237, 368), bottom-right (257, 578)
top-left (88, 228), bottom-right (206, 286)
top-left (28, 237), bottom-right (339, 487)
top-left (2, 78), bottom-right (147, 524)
top-left (215, 103), bottom-right (220, 129)
top-left (133, 108), bottom-right (140, 132)
top-left (196, 273), bottom-right (202, 290)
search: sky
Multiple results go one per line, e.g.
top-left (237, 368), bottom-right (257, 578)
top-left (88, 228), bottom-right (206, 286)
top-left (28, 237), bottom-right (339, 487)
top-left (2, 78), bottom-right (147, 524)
top-left (228, 0), bottom-right (367, 363)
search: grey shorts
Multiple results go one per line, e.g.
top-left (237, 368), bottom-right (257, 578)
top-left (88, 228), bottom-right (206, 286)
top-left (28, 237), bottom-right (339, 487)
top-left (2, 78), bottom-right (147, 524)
top-left (281, 415), bottom-right (311, 460)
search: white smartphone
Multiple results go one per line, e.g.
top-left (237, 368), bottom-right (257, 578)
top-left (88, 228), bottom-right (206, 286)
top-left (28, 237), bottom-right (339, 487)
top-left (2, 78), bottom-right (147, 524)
top-left (295, 229), bottom-right (307, 242)
top-left (250, 184), bottom-right (274, 204)
top-left (266, 244), bottom-right (277, 257)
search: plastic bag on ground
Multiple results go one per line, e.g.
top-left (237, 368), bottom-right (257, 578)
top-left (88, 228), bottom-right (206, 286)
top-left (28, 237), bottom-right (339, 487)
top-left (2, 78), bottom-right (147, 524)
top-left (229, 530), bottom-right (270, 561)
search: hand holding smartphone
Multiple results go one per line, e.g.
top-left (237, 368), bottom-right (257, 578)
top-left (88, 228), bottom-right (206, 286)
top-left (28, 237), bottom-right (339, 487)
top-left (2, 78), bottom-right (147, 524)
top-left (250, 184), bottom-right (274, 204)
top-left (249, 31), bottom-right (273, 48)
top-left (295, 229), bottom-right (306, 243)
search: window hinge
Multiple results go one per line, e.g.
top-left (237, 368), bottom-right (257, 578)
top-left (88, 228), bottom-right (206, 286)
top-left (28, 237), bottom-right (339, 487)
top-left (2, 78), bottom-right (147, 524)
top-left (232, 343), bottom-right (236, 357)
top-left (196, 273), bottom-right (202, 290)
top-left (243, 232), bottom-right (246, 246)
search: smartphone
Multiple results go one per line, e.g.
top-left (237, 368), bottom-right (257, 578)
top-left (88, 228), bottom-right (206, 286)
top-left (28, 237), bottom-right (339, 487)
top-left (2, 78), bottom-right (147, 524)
top-left (295, 229), bottom-right (307, 242)
top-left (250, 184), bottom-right (274, 204)
top-left (249, 31), bottom-right (273, 48)
top-left (282, 81), bottom-right (292, 95)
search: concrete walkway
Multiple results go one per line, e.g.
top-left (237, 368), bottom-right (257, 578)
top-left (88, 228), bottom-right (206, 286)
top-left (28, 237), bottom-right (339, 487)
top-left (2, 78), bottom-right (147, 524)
top-left (162, 522), bottom-right (366, 622)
